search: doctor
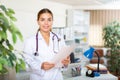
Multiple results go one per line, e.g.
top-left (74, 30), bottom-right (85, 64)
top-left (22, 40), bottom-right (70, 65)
top-left (23, 8), bottom-right (70, 80)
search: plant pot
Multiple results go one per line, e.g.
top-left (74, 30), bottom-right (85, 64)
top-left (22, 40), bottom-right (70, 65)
top-left (118, 76), bottom-right (120, 80)
top-left (8, 67), bottom-right (16, 80)
top-left (0, 72), bottom-right (9, 80)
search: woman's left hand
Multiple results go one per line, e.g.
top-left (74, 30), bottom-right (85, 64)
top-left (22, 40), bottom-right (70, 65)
top-left (61, 56), bottom-right (70, 66)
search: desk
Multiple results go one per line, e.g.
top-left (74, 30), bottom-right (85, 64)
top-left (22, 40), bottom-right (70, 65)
top-left (64, 74), bottom-right (118, 80)
top-left (16, 71), bottom-right (118, 80)
top-left (63, 67), bottom-right (118, 80)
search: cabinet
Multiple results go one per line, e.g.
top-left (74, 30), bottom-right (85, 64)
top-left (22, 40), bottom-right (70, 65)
top-left (67, 10), bottom-right (85, 26)
top-left (65, 9), bottom-right (90, 69)
top-left (65, 9), bottom-right (90, 48)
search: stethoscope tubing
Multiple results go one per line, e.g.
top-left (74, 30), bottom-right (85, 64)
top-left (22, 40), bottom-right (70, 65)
top-left (34, 30), bottom-right (60, 56)
top-left (34, 31), bottom-right (39, 56)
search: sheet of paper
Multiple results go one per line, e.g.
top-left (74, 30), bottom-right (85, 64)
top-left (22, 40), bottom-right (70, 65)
top-left (50, 45), bottom-right (75, 67)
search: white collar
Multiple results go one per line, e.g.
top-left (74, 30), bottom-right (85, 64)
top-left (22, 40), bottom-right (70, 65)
top-left (37, 31), bottom-right (53, 40)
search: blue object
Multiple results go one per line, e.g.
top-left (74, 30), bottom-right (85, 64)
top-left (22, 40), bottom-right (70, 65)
top-left (74, 58), bottom-right (81, 63)
top-left (84, 46), bottom-right (100, 77)
top-left (94, 72), bottom-right (100, 77)
top-left (84, 47), bottom-right (95, 60)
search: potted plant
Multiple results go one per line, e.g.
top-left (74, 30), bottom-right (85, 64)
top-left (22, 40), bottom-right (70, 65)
top-left (0, 4), bottom-right (25, 80)
top-left (103, 21), bottom-right (120, 77)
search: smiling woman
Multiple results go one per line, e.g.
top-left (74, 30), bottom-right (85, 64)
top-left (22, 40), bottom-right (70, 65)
top-left (23, 8), bottom-right (70, 80)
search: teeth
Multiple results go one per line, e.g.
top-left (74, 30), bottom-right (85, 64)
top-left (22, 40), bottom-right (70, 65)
top-left (44, 26), bottom-right (49, 28)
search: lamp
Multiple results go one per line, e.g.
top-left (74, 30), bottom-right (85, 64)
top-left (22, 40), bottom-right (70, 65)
top-left (84, 47), bottom-right (100, 77)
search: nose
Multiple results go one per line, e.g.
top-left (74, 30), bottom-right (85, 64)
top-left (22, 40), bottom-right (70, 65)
top-left (44, 20), bottom-right (49, 25)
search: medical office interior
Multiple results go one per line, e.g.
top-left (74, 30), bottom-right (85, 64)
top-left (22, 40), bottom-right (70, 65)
top-left (0, 0), bottom-right (120, 80)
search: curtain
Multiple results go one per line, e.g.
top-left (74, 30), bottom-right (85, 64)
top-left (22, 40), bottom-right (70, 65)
top-left (89, 10), bottom-right (120, 47)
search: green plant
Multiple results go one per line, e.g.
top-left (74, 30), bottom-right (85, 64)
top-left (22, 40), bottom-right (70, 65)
top-left (103, 21), bottom-right (120, 76)
top-left (0, 4), bottom-right (25, 74)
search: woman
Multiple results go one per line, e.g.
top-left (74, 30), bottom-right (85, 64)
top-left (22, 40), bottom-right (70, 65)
top-left (23, 8), bottom-right (70, 80)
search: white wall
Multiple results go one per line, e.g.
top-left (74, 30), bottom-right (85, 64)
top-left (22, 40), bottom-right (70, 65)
top-left (0, 0), bottom-right (72, 51)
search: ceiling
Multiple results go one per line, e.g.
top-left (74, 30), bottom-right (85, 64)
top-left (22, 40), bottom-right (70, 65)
top-left (44, 0), bottom-right (119, 6)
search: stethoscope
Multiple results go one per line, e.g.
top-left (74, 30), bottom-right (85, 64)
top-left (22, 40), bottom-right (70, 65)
top-left (34, 30), bottom-right (61, 56)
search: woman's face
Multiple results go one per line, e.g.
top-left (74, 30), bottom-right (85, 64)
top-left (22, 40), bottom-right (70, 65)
top-left (37, 13), bottom-right (53, 33)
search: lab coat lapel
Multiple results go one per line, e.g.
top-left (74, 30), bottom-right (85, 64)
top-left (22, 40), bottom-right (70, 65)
top-left (37, 32), bottom-right (54, 60)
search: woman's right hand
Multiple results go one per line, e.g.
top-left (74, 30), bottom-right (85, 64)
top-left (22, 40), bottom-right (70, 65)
top-left (41, 62), bottom-right (55, 70)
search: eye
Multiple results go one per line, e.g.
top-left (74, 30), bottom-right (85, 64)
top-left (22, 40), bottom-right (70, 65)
top-left (40, 18), bottom-right (45, 21)
top-left (48, 18), bottom-right (52, 22)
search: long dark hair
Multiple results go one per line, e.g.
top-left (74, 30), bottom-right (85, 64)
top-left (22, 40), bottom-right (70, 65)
top-left (37, 8), bottom-right (53, 20)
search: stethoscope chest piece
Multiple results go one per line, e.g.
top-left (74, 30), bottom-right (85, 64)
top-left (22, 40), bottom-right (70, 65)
top-left (34, 51), bottom-right (39, 56)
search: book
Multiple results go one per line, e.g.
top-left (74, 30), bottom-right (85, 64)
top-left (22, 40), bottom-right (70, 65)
top-left (86, 64), bottom-right (108, 74)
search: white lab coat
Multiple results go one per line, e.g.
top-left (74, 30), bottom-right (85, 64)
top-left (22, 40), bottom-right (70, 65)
top-left (23, 32), bottom-right (66, 80)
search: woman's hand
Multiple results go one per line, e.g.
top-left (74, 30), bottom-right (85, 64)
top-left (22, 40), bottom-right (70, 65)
top-left (61, 56), bottom-right (70, 66)
top-left (41, 62), bottom-right (55, 70)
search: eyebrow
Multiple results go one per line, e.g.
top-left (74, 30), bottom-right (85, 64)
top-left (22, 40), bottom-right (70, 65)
top-left (40, 17), bottom-right (52, 20)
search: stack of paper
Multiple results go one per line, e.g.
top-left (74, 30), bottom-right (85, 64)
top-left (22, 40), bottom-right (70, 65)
top-left (50, 45), bottom-right (75, 67)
